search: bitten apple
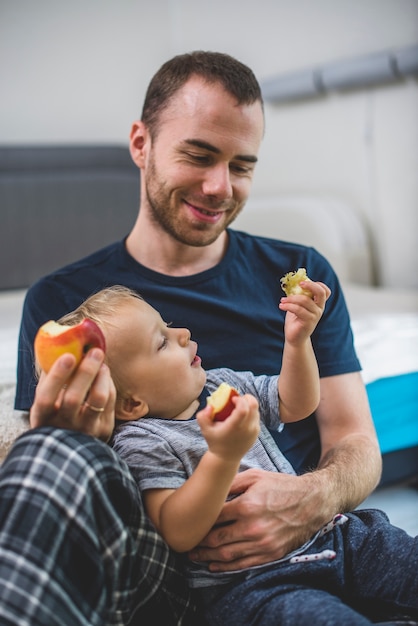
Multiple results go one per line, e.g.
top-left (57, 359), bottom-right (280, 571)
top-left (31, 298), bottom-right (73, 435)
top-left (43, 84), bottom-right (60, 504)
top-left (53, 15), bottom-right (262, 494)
top-left (280, 267), bottom-right (313, 297)
top-left (207, 382), bottom-right (239, 421)
top-left (34, 318), bottom-right (106, 373)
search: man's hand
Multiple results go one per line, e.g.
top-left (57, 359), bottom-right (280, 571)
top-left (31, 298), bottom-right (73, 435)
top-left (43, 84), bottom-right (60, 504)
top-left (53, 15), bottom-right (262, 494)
top-left (188, 372), bottom-right (382, 573)
top-left (189, 468), bottom-right (327, 572)
top-left (30, 349), bottom-right (116, 441)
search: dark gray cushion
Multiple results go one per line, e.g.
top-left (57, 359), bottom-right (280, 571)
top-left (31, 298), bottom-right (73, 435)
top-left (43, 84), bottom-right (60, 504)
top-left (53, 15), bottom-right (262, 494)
top-left (0, 145), bottom-right (139, 289)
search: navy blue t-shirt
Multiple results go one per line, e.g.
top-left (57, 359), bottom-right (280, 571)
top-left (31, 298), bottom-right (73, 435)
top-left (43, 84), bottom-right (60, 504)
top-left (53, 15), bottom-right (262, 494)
top-left (16, 229), bottom-right (360, 473)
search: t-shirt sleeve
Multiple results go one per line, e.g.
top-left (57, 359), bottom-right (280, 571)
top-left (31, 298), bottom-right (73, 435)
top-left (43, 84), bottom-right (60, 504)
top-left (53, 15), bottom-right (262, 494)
top-left (206, 368), bottom-right (281, 430)
top-left (306, 249), bottom-right (360, 377)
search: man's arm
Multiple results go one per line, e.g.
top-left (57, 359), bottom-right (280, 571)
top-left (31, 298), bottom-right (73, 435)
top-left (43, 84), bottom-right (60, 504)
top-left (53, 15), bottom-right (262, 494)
top-left (314, 371), bottom-right (382, 509)
top-left (189, 371), bottom-right (381, 572)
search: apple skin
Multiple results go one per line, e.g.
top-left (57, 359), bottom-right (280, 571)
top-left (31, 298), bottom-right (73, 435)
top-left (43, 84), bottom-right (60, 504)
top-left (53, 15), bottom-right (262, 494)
top-left (34, 318), bottom-right (106, 373)
top-left (207, 383), bottom-right (239, 421)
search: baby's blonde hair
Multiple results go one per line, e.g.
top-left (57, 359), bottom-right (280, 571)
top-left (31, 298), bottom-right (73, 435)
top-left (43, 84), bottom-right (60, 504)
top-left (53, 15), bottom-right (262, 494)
top-left (59, 285), bottom-right (143, 329)
top-left (59, 285), bottom-right (144, 397)
top-left (35, 286), bottom-right (142, 384)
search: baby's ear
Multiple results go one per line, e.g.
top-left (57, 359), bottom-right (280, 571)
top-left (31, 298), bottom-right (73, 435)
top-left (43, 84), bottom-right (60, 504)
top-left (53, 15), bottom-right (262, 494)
top-left (116, 396), bottom-right (149, 422)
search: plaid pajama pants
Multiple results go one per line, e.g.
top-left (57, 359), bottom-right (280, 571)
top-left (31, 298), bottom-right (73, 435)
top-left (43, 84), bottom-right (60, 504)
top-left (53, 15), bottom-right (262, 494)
top-left (0, 427), bottom-right (197, 626)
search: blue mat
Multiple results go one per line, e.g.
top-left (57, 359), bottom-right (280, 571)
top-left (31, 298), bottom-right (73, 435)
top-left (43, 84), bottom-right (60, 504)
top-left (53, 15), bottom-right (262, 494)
top-left (367, 371), bottom-right (418, 455)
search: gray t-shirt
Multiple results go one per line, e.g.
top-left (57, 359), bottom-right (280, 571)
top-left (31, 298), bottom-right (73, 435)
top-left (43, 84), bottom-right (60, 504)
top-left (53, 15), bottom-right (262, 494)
top-left (112, 367), bottom-right (298, 588)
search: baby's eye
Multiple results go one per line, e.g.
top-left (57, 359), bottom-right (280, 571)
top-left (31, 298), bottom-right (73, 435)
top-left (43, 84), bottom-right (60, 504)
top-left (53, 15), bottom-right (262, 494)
top-left (158, 336), bottom-right (168, 350)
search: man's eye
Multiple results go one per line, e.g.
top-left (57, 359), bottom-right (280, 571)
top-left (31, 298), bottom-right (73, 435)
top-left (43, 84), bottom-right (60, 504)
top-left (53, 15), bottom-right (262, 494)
top-left (187, 152), bottom-right (210, 164)
top-left (231, 163), bottom-right (253, 175)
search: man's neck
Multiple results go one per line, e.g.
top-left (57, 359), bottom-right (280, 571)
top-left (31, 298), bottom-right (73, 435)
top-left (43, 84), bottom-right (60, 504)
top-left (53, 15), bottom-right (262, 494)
top-left (125, 213), bottom-right (228, 277)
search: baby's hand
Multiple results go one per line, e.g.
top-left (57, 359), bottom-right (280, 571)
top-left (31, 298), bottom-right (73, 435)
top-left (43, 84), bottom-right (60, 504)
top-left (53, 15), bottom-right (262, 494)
top-left (197, 394), bottom-right (260, 464)
top-left (279, 280), bottom-right (331, 344)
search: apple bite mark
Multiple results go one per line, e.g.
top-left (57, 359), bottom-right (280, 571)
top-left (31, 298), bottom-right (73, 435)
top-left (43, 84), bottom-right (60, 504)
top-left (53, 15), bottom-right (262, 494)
top-left (34, 318), bottom-right (106, 373)
top-left (207, 382), bottom-right (239, 421)
top-left (280, 267), bottom-right (313, 297)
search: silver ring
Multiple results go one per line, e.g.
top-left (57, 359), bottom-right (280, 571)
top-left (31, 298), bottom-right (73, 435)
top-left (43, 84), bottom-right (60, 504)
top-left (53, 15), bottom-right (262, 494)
top-left (85, 402), bottom-right (105, 413)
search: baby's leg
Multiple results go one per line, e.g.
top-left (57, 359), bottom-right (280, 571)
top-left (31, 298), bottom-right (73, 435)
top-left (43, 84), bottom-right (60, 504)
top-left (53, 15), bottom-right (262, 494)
top-left (206, 581), bottom-right (374, 626)
top-left (342, 509), bottom-right (418, 620)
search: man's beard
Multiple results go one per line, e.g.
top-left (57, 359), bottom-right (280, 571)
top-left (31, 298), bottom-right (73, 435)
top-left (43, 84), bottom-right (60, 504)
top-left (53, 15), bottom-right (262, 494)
top-left (144, 156), bottom-right (243, 247)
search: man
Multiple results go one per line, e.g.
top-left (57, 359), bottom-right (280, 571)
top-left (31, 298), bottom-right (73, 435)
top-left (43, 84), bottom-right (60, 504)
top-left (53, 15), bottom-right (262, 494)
top-left (14, 50), bottom-right (381, 599)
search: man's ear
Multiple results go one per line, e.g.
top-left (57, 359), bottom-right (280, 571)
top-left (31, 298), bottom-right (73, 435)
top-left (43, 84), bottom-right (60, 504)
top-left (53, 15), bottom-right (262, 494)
top-left (129, 120), bottom-right (149, 168)
top-left (116, 395), bottom-right (149, 422)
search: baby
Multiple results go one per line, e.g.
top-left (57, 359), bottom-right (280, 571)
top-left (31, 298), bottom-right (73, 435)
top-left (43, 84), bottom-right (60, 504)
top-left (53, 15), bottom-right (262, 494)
top-left (58, 281), bottom-right (329, 557)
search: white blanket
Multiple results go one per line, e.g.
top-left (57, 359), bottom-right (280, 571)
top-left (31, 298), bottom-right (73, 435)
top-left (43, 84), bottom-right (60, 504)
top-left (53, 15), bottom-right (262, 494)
top-left (352, 313), bottom-right (418, 385)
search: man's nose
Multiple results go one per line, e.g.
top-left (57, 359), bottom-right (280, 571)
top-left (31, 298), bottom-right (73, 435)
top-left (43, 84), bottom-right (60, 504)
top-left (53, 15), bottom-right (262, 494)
top-left (202, 163), bottom-right (232, 199)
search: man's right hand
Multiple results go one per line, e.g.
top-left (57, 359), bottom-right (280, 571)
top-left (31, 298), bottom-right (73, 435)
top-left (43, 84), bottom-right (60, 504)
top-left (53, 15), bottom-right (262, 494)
top-left (30, 349), bottom-right (116, 441)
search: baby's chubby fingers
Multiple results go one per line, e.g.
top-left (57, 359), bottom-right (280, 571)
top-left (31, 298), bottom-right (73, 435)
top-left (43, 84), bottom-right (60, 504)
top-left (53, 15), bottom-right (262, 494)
top-left (236, 395), bottom-right (261, 444)
top-left (279, 280), bottom-right (331, 313)
top-left (197, 393), bottom-right (260, 458)
top-left (295, 280), bottom-right (331, 307)
top-left (309, 281), bottom-right (331, 306)
top-left (221, 394), bottom-right (260, 454)
top-left (197, 393), bottom-right (258, 427)
top-left (233, 393), bottom-right (260, 426)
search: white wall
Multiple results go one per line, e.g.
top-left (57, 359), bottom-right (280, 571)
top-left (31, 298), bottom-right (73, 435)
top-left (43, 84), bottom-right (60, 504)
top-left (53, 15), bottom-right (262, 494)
top-left (1, 0), bottom-right (417, 287)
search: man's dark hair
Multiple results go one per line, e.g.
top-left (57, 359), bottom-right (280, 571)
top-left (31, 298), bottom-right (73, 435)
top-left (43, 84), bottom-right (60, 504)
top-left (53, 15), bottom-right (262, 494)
top-left (141, 50), bottom-right (264, 138)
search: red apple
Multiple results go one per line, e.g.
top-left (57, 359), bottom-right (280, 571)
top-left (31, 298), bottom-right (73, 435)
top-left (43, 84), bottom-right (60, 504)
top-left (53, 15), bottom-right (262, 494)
top-left (207, 383), bottom-right (239, 421)
top-left (34, 318), bottom-right (106, 373)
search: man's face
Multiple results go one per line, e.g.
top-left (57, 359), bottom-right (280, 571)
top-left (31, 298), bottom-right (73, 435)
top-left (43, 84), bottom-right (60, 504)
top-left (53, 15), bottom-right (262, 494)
top-left (140, 77), bottom-right (264, 247)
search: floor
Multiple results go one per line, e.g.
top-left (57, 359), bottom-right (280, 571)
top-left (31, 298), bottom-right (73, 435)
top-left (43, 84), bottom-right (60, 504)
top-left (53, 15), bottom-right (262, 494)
top-left (357, 477), bottom-right (418, 537)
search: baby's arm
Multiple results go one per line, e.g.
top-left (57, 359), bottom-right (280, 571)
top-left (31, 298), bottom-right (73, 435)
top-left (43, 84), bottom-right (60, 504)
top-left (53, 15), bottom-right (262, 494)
top-left (143, 394), bottom-right (260, 553)
top-left (278, 279), bottom-right (331, 423)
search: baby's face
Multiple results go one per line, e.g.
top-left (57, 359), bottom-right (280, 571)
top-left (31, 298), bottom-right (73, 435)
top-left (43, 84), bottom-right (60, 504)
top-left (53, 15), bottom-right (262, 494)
top-left (104, 299), bottom-right (206, 419)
